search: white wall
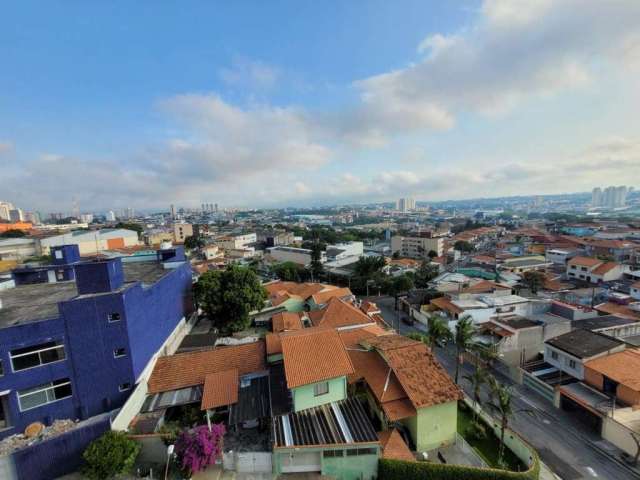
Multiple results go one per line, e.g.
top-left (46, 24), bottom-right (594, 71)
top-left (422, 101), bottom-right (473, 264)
top-left (544, 345), bottom-right (584, 379)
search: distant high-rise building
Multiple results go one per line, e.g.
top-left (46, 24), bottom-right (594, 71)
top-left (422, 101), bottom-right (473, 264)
top-left (396, 197), bottom-right (415, 213)
top-left (25, 211), bottom-right (42, 225)
top-left (592, 185), bottom-right (628, 208)
top-left (170, 204), bottom-right (176, 219)
top-left (9, 208), bottom-right (24, 222)
top-left (215, 203), bottom-right (219, 213)
top-left (0, 201), bottom-right (14, 221)
top-left (80, 213), bottom-right (94, 224)
top-left (591, 187), bottom-right (602, 207)
top-left (106, 210), bottom-right (116, 222)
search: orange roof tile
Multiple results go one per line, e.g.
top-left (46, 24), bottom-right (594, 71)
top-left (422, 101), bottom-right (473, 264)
top-left (348, 350), bottom-right (406, 403)
top-left (201, 369), bottom-right (238, 410)
top-left (338, 324), bottom-right (390, 348)
top-left (378, 429), bottom-right (415, 461)
top-left (147, 341), bottom-right (266, 393)
top-left (567, 256), bottom-right (602, 268)
top-left (595, 302), bottom-right (640, 320)
top-left (310, 287), bottom-right (353, 305)
top-left (585, 350), bottom-right (640, 391)
top-left (310, 297), bottom-right (374, 329)
top-left (381, 398), bottom-right (417, 421)
top-left (272, 311), bottom-right (303, 332)
top-left (281, 327), bottom-right (354, 388)
top-left (592, 262), bottom-right (620, 276)
top-left (266, 333), bottom-right (283, 355)
top-left (431, 296), bottom-right (464, 315)
top-left (360, 300), bottom-right (381, 315)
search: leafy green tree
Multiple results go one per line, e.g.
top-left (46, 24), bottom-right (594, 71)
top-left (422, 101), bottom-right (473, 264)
top-left (521, 270), bottom-right (545, 294)
top-left (426, 315), bottom-right (452, 348)
top-left (412, 260), bottom-right (440, 288)
top-left (0, 229), bottom-right (26, 238)
top-left (309, 243), bottom-right (324, 281)
top-left (114, 222), bottom-right (143, 235)
top-left (194, 266), bottom-right (267, 333)
top-left (82, 431), bottom-right (141, 480)
top-left (392, 251), bottom-right (400, 259)
top-left (354, 256), bottom-right (386, 278)
top-left (454, 315), bottom-right (477, 384)
top-left (427, 249), bottom-right (438, 259)
top-left (454, 240), bottom-right (474, 252)
top-left (273, 262), bottom-right (304, 282)
top-left (184, 235), bottom-right (205, 250)
top-left (464, 367), bottom-right (491, 423)
top-left (389, 274), bottom-right (414, 310)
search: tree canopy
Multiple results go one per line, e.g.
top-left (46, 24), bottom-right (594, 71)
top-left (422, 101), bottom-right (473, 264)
top-left (454, 240), bottom-right (474, 252)
top-left (184, 235), bottom-right (205, 250)
top-left (522, 270), bottom-right (545, 294)
top-left (0, 229), bottom-right (26, 238)
top-left (194, 266), bottom-right (267, 333)
top-left (273, 261), bottom-right (307, 282)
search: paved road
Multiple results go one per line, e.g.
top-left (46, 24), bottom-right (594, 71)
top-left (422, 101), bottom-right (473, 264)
top-left (366, 295), bottom-right (640, 480)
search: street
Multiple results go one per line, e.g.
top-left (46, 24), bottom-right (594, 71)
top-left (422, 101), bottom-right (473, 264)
top-left (367, 295), bottom-right (640, 480)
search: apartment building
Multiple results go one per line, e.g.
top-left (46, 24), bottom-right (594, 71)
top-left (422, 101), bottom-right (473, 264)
top-left (173, 223), bottom-right (193, 243)
top-left (0, 244), bottom-right (192, 439)
top-left (566, 256), bottom-right (625, 284)
top-left (40, 228), bottom-right (140, 255)
top-left (390, 234), bottom-right (444, 259)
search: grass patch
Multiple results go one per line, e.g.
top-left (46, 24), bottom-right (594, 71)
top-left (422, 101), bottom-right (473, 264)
top-left (458, 402), bottom-right (525, 471)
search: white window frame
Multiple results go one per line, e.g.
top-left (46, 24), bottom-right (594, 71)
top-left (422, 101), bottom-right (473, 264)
top-left (107, 312), bottom-right (121, 323)
top-left (313, 381), bottom-right (329, 397)
top-left (10, 342), bottom-right (66, 372)
top-left (118, 383), bottom-right (131, 392)
top-left (113, 348), bottom-right (127, 358)
top-left (17, 379), bottom-right (72, 412)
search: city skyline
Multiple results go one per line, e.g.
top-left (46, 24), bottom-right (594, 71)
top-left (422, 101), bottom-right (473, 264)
top-left (1, 1), bottom-right (640, 211)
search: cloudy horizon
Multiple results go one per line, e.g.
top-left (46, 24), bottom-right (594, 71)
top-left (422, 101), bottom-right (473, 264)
top-left (2, 0), bottom-right (640, 212)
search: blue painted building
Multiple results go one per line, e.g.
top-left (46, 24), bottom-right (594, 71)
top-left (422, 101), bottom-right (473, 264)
top-left (0, 245), bottom-right (192, 439)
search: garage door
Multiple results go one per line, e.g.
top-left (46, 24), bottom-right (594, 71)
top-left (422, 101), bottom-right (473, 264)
top-left (280, 451), bottom-right (321, 473)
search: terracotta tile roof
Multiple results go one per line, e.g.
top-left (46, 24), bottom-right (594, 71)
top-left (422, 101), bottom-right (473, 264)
top-left (592, 262), bottom-right (620, 276)
top-left (595, 302), bottom-right (640, 320)
top-left (378, 429), bottom-right (415, 461)
top-left (348, 350), bottom-right (406, 403)
top-left (266, 333), bottom-right (283, 355)
top-left (147, 341), bottom-right (266, 393)
top-left (360, 300), bottom-right (381, 315)
top-left (388, 258), bottom-right (421, 267)
top-left (431, 296), bottom-right (464, 315)
top-left (585, 349), bottom-right (640, 391)
top-left (264, 280), bottom-right (333, 302)
top-left (310, 287), bottom-right (353, 305)
top-left (381, 398), bottom-right (417, 421)
top-left (338, 324), bottom-right (390, 348)
top-left (272, 311), bottom-right (303, 332)
top-left (461, 280), bottom-right (510, 294)
top-left (201, 369), bottom-right (238, 410)
top-left (364, 334), bottom-right (422, 352)
top-left (281, 327), bottom-right (354, 388)
top-left (271, 291), bottom-right (301, 307)
top-left (310, 297), bottom-right (374, 329)
top-left (384, 341), bottom-right (461, 409)
top-left (567, 256), bottom-right (602, 268)
top-left (632, 281), bottom-right (640, 289)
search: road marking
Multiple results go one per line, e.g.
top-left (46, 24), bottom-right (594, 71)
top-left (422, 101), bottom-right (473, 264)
top-left (585, 466), bottom-right (598, 477)
top-left (542, 419), bottom-right (550, 425)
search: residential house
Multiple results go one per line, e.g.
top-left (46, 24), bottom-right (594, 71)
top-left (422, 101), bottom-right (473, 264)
top-left (544, 329), bottom-right (625, 380)
top-left (500, 255), bottom-right (551, 274)
top-left (391, 234), bottom-right (444, 259)
top-left (566, 256), bottom-right (625, 284)
top-left (264, 280), bottom-right (353, 312)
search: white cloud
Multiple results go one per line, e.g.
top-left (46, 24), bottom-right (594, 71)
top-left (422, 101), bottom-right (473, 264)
top-left (0, 141), bottom-right (14, 155)
top-left (218, 57), bottom-right (280, 91)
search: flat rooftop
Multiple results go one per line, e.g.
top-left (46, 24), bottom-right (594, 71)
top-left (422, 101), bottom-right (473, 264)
top-left (546, 329), bottom-right (624, 359)
top-left (0, 261), bottom-right (171, 329)
top-left (571, 315), bottom-right (636, 331)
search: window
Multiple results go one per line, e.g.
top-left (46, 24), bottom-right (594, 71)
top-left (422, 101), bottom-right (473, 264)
top-left (551, 351), bottom-right (558, 360)
top-left (107, 313), bottom-right (121, 322)
top-left (323, 450), bottom-right (344, 458)
top-left (0, 360), bottom-right (3, 376)
top-left (119, 383), bottom-right (131, 392)
top-left (54, 250), bottom-right (63, 260)
top-left (11, 341), bottom-right (66, 371)
top-left (113, 348), bottom-right (126, 358)
top-left (313, 382), bottom-right (329, 396)
top-left (0, 395), bottom-right (10, 429)
top-left (568, 359), bottom-right (576, 369)
top-left (346, 447), bottom-right (377, 456)
top-left (18, 379), bottom-right (72, 411)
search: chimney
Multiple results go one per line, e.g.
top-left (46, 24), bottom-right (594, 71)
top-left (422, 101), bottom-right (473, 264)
top-left (74, 258), bottom-right (124, 295)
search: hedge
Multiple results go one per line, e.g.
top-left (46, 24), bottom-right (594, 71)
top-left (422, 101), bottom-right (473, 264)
top-left (379, 456), bottom-right (540, 480)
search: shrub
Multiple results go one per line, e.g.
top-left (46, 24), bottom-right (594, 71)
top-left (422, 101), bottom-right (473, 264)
top-left (158, 421), bottom-right (181, 446)
top-left (175, 424), bottom-right (226, 475)
top-left (379, 457), bottom-right (540, 480)
top-left (82, 431), bottom-right (141, 480)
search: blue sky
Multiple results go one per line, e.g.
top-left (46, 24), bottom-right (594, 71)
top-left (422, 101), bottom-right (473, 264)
top-left (1, 0), bottom-right (639, 212)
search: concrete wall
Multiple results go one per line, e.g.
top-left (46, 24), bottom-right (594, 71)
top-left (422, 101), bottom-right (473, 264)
top-left (273, 445), bottom-right (379, 480)
top-left (602, 415), bottom-right (640, 457)
top-left (292, 376), bottom-right (347, 412)
top-left (402, 400), bottom-right (457, 452)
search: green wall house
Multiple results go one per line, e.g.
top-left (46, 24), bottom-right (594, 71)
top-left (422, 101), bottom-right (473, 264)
top-left (273, 446), bottom-right (379, 479)
top-left (401, 400), bottom-right (458, 452)
top-left (292, 376), bottom-right (347, 412)
top-left (281, 296), bottom-right (306, 312)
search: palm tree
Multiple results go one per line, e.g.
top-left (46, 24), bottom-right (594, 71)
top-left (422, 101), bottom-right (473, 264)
top-left (463, 368), bottom-right (491, 422)
top-left (454, 315), bottom-right (476, 384)
top-left (487, 377), bottom-right (531, 466)
top-left (426, 315), bottom-right (452, 349)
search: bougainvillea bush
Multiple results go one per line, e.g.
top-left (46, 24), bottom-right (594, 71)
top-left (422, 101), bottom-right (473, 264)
top-left (174, 423), bottom-right (226, 475)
